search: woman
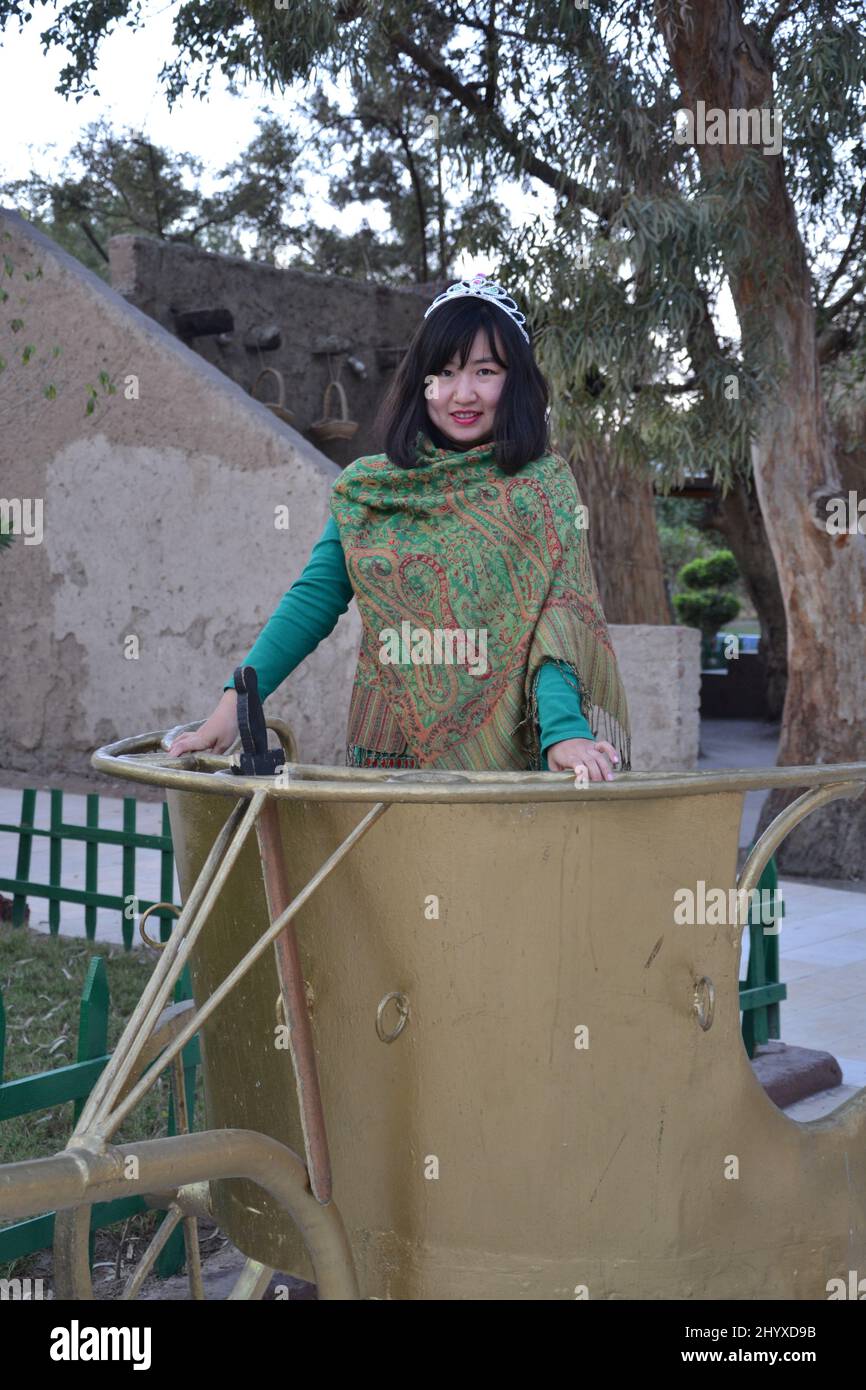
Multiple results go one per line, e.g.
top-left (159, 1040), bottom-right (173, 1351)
top-left (168, 273), bottom-right (630, 781)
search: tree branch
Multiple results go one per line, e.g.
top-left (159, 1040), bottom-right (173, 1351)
top-left (395, 123), bottom-right (430, 282)
top-left (823, 273), bottom-right (866, 321)
top-left (818, 180), bottom-right (866, 307)
top-left (144, 140), bottom-right (164, 239)
top-left (484, 0), bottom-right (497, 112)
top-left (78, 220), bottom-right (109, 263)
top-left (816, 325), bottom-right (856, 363)
top-left (384, 28), bottom-right (617, 220)
top-left (762, 1), bottom-right (807, 46)
top-left (634, 376), bottom-right (699, 395)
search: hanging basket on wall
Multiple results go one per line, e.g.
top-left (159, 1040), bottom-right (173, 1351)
top-left (309, 379), bottom-right (358, 442)
top-left (250, 367), bottom-right (295, 425)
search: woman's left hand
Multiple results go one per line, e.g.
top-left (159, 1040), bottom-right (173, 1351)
top-left (546, 738), bottom-right (619, 784)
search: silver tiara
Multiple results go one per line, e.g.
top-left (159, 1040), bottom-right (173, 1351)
top-left (423, 272), bottom-right (530, 344)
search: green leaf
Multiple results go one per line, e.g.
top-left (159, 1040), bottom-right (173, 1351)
top-left (9, 318), bottom-right (23, 333)
top-left (85, 396), bottom-right (96, 416)
top-left (21, 344), bottom-right (35, 364)
top-left (44, 383), bottom-right (57, 400)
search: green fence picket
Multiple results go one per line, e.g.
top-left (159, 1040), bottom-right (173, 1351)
top-left (48, 790), bottom-right (63, 936)
top-left (122, 800), bottom-right (136, 949)
top-left (12, 789), bottom-right (36, 928)
top-left (74, 957), bottom-right (109, 1125)
top-left (1, 790), bottom-right (192, 1278)
top-left (740, 852), bottom-right (786, 1058)
top-left (84, 795), bottom-right (99, 940)
top-left (0, 954), bottom-right (200, 1273)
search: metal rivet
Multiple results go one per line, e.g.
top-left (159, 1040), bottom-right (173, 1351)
top-left (376, 991), bottom-right (410, 1043)
top-left (693, 976), bottom-right (716, 1031)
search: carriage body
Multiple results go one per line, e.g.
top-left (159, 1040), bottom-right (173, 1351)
top-left (167, 757), bottom-right (866, 1300)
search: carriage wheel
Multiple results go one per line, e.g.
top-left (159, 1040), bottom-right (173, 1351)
top-left (53, 1004), bottom-right (355, 1300)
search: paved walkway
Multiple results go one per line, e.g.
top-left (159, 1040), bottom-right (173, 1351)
top-left (2, 718), bottom-right (864, 1117)
top-left (698, 718), bottom-right (866, 1116)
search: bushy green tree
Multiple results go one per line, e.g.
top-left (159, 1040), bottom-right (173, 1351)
top-left (1, 115), bottom-right (307, 274)
top-left (673, 549), bottom-right (742, 663)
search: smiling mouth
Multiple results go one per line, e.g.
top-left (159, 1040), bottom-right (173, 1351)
top-left (451, 411), bottom-right (482, 422)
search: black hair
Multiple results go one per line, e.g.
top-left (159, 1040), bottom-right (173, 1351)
top-left (376, 294), bottom-right (550, 474)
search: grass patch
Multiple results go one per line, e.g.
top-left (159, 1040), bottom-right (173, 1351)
top-left (0, 923), bottom-right (166, 1165)
top-left (0, 923), bottom-right (204, 1286)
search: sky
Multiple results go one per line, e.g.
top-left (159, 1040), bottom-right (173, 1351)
top-left (0, 1), bottom-right (737, 336)
top-left (0, 5), bottom-right (263, 178)
top-left (0, 0), bottom-right (535, 279)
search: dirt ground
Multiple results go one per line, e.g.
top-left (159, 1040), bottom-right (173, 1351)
top-left (16, 1220), bottom-right (317, 1300)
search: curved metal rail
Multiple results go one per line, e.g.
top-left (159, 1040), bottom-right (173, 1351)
top-left (93, 724), bottom-right (866, 804)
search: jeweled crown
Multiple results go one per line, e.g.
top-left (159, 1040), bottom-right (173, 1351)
top-left (423, 272), bottom-right (530, 344)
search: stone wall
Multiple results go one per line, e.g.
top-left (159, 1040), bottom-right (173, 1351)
top-left (0, 211), bottom-right (699, 785)
top-left (0, 210), bottom-right (359, 779)
top-left (108, 236), bottom-right (440, 471)
top-left (611, 624), bottom-right (701, 771)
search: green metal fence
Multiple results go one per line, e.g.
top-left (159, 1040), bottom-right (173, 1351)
top-left (740, 851), bottom-right (786, 1057)
top-left (0, 788), bottom-right (178, 949)
top-left (0, 786), bottom-right (196, 1278)
top-left (0, 953), bottom-right (200, 1275)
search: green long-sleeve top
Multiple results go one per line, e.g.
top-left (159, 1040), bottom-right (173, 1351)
top-left (224, 515), bottom-right (596, 770)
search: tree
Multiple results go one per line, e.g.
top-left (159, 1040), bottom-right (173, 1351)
top-left (673, 549), bottom-right (742, 665)
top-left (1, 115), bottom-right (307, 274)
top-left (2, 90), bottom-right (499, 285)
top-left (690, 472), bottom-right (788, 719)
top-left (656, 0), bottom-right (866, 874)
top-left (5, 0), bottom-right (866, 872)
top-left (291, 76), bottom-right (508, 282)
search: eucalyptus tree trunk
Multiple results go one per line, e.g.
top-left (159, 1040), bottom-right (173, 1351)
top-left (695, 479), bottom-right (788, 720)
top-left (659, 0), bottom-right (866, 877)
top-left (560, 436), bottom-right (672, 625)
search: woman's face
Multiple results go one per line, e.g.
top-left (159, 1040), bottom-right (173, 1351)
top-left (425, 326), bottom-right (507, 447)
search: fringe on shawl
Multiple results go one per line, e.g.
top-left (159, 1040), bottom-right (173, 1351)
top-left (516, 657), bottom-right (633, 774)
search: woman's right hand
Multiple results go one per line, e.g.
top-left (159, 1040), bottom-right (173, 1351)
top-left (166, 689), bottom-right (239, 757)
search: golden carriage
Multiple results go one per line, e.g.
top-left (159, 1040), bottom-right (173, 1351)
top-left (1, 682), bottom-right (864, 1300)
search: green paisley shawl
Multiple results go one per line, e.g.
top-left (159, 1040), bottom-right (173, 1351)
top-left (329, 432), bottom-right (631, 773)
